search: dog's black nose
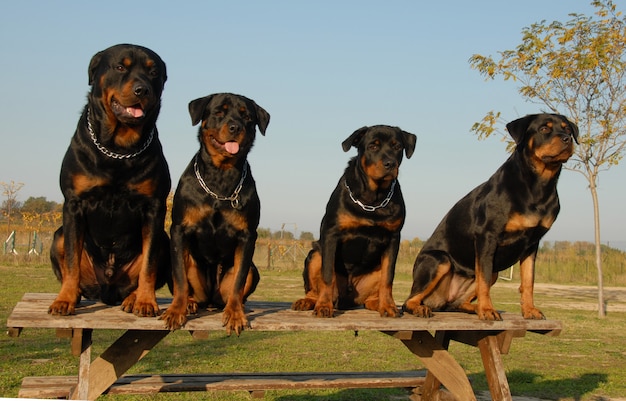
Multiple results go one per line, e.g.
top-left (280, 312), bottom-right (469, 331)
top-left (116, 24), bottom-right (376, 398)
top-left (383, 159), bottom-right (397, 170)
top-left (133, 84), bottom-right (149, 97)
top-left (228, 123), bottom-right (241, 134)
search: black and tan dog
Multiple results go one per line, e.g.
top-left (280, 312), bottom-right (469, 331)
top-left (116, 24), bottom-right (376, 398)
top-left (292, 125), bottom-right (416, 318)
top-left (48, 44), bottom-right (171, 317)
top-left (403, 114), bottom-right (578, 320)
top-left (161, 93), bottom-right (269, 335)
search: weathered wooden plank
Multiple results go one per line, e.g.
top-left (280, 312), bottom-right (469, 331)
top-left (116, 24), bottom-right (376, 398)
top-left (400, 331), bottom-right (477, 401)
top-left (73, 329), bottom-right (92, 400)
top-left (7, 293), bottom-right (563, 334)
top-left (419, 331), bottom-right (449, 401)
top-left (478, 335), bottom-right (510, 401)
top-left (445, 329), bottom-right (525, 354)
top-left (19, 376), bottom-right (75, 399)
top-left (86, 330), bottom-right (169, 400)
top-left (19, 371), bottom-right (426, 398)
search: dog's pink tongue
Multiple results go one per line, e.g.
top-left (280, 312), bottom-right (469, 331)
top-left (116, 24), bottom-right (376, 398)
top-left (225, 141), bottom-right (239, 154)
top-left (126, 106), bottom-right (144, 118)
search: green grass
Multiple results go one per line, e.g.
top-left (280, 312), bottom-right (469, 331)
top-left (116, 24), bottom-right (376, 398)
top-left (2, 262), bottom-right (626, 400)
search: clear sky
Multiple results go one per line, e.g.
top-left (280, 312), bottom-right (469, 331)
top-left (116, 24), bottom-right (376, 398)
top-left (1, 1), bottom-right (624, 248)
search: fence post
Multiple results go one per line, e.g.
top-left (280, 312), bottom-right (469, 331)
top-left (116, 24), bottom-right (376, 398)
top-left (29, 231), bottom-right (40, 255)
top-left (4, 231), bottom-right (17, 255)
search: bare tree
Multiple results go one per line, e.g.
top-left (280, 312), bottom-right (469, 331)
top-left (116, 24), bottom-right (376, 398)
top-left (1, 180), bottom-right (25, 236)
top-left (469, 0), bottom-right (626, 317)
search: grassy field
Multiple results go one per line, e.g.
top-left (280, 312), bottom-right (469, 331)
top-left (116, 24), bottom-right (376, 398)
top-left (1, 260), bottom-right (626, 400)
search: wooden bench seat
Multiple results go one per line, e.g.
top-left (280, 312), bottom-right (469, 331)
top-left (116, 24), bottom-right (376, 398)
top-left (19, 371), bottom-right (426, 399)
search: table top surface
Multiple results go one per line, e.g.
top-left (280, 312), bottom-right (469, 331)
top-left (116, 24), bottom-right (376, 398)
top-left (6, 293), bottom-right (562, 334)
top-left (7, 293), bottom-right (562, 335)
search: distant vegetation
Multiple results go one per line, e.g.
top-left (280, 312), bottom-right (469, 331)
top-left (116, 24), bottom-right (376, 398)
top-left (2, 212), bottom-right (625, 286)
top-left (2, 192), bottom-right (624, 285)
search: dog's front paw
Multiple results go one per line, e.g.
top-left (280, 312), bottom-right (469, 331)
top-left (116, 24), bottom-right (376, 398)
top-left (367, 299), bottom-right (401, 318)
top-left (292, 298), bottom-right (316, 311)
top-left (121, 293), bottom-right (160, 317)
top-left (402, 299), bottom-right (433, 318)
top-left (379, 304), bottom-right (401, 318)
top-left (403, 304), bottom-right (433, 318)
top-left (477, 307), bottom-right (502, 321)
top-left (222, 306), bottom-right (249, 336)
top-left (313, 301), bottom-right (334, 318)
top-left (187, 298), bottom-right (199, 314)
top-left (522, 306), bottom-right (546, 320)
top-left (160, 308), bottom-right (188, 330)
top-left (48, 299), bottom-right (76, 316)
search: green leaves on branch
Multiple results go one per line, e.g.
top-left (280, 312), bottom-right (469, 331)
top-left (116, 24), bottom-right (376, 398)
top-left (468, 0), bottom-right (626, 172)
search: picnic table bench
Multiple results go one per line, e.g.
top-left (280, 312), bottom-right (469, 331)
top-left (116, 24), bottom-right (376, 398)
top-left (6, 293), bottom-right (562, 400)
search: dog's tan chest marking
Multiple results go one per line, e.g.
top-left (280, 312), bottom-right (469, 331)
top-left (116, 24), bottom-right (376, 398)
top-left (72, 173), bottom-right (109, 195)
top-left (337, 213), bottom-right (373, 230)
top-left (221, 209), bottom-right (249, 232)
top-left (379, 218), bottom-right (403, 232)
top-left (181, 204), bottom-right (213, 227)
top-left (128, 179), bottom-right (156, 196)
top-left (505, 212), bottom-right (555, 232)
top-left (337, 213), bottom-right (401, 232)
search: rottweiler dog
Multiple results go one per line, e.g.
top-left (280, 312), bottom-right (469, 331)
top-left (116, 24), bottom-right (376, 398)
top-left (48, 44), bottom-right (171, 317)
top-left (292, 125), bottom-right (416, 318)
top-left (403, 113), bottom-right (578, 321)
top-left (161, 93), bottom-right (269, 335)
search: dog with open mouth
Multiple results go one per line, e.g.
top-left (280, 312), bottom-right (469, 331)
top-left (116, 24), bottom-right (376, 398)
top-left (161, 93), bottom-right (269, 335)
top-left (49, 44), bottom-right (171, 317)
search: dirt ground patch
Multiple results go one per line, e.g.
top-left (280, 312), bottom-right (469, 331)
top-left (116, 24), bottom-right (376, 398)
top-left (498, 282), bottom-right (626, 313)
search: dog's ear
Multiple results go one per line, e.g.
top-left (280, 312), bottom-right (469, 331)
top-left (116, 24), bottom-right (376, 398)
top-left (401, 130), bottom-right (417, 159)
top-left (188, 95), bottom-right (215, 126)
top-left (558, 114), bottom-right (580, 144)
top-left (506, 114), bottom-right (538, 145)
top-left (157, 59), bottom-right (167, 87)
top-left (88, 50), bottom-right (104, 86)
top-left (342, 126), bottom-right (369, 152)
top-left (252, 101), bottom-right (270, 136)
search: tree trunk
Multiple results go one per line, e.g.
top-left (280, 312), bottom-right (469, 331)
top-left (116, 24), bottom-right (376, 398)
top-left (590, 178), bottom-right (606, 318)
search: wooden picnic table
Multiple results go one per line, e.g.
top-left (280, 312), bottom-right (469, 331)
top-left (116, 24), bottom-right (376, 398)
top-left (6, 293), bottom-right (562, 400)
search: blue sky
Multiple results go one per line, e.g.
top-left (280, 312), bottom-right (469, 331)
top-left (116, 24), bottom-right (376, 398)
top-left (1, 1), bottom-right (624, 247)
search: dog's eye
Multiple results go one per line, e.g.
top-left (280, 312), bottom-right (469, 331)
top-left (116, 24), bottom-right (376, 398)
top-left (239, 108), bottom-right (252, 121)
top-left (214, 111), bottom-right (225, 118)
top-left (149, 68), bottom-right (159, 77)
top-left (115, 64), bottom-right (127, 73)
top-left (539, 126), bottom-right (552, 134)
top-left (368, 143), bottom-right (380, 151)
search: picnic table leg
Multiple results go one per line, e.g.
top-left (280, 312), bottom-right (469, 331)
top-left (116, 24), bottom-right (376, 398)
top-left (82, 329), bottom-right (169, 400)
top-left (420, 330), bottom-right (450, 399)
top-left (477, 334), bottom-right (511, 401)
top-left (70, 329), bottom-right (92, 400)
top-left (390, 330), bottom-right (476, 401)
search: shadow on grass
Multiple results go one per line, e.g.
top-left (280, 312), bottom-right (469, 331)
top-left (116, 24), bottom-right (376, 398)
top-left (469, 370), bottom-right (608, 400)
top-left (269, 370), bottom-right (609, 400)
top-left (273, 388), bottom-right (410, 401)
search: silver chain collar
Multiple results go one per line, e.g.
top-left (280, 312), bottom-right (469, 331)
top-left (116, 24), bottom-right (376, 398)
top-left (87, 109), bottom-right (154, 159)
top-left (194, 153), bottom-right (248, 209)
top-left (344, 179), bottom-right (396, 212)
